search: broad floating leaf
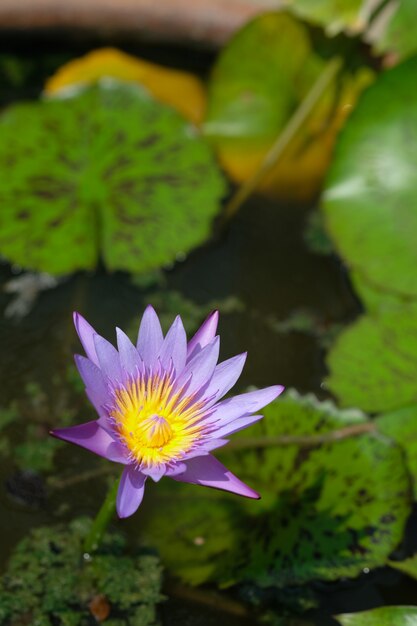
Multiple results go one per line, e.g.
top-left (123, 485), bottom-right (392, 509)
top-left (378, 405), bottom-right (417, 498)
top-left (336, 606), bottom-right (417, 625)
top-left (373, 0), bottom-right (417, 63)
top-left (322, 56), bottom-right (417, 299)
top-left (285, 0), bottom-right (365, 33)
top-left (0, 81), bottom-right (225, 275)
top-left (326, 309), bottom-right (417, 413)
top-left (388, 553), bottom-right (417, 580)
top-left (44, 47), bottom-right (206, 125)
top-left (204, 11), bottom-right (373, 200)
top-left (144, 391), bottom-right (410, 588)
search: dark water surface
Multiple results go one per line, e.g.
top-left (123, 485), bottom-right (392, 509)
top-left (0, 37), bottom-right (414, 626)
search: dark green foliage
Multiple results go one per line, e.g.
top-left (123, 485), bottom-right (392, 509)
top-left (0, 518), bottom-right (163, 626)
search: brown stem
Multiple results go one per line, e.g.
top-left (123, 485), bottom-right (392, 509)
top-left (226, 422), bottom-right (377, 451)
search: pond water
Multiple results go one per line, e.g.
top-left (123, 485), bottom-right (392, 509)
top-left (1, 35), bottom-right (416, 626)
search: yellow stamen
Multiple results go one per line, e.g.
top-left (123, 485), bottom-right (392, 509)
top-left (111, 373), bottom-right (205, 466)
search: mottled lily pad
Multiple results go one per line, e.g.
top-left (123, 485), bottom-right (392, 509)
top-left (336, 606), bottom-right (417, 625)
top-left (0, 80), bottom-right (225, 275)
top-left (326, 308), bottom-right (417, 413)
top-left (144, 391), bottom-right (410, 588)
top-left (322, 56), bottom-right (417, 298)
top-left (378, 405), bottom-right (417, 498)
top-left (0, 518), bottom-right (163, 625)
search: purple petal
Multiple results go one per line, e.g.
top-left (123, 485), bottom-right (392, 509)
top-left (172, 454), bottom-right (259, 499)
top-left (50, 421), bottom-right (128, 463)
top-left (158, 315), bottom-right (187, 374)
top-left (73, 312), bottom-right (99, 366)
top-left (141, 464), bottom-right (166, 482)
top-left (202, 352), bottom-right (247, 405)
top-left (117, 466), bottom-right (147, 518)
top-left (74, 354), bottom-right (109, 405)
top-left (187, 311), bottom-right (219, 361)
top-left (165, 462), bottom-right (187, 476)
top-left (175, 337), bottom-right (220, 396)
top-left (116, 328), bottom-right (143, 376)
top-left (211, 414), bottom-right (263, 439)
top-left (94, 334), bottom-right (123, 382)
top-left (137, 305), bottom-right (163, 367)
top-left (206, 385), bottom-right (284, 426)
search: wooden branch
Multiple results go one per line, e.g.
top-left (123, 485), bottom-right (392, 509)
top-left (0, 0), bottom-right (284, 47)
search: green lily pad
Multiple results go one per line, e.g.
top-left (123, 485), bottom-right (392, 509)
top-left (388, 553), bottom-right (417, 579)
top-left (322, 56), bottom-right (417, 299)
top-left (326, 308), bottom-right (417, 413)
top-left (349, 270), bottom-right (417, 315)
top-left (336, 606), bottom-right (417, 625)
top-left (374, 0), bottom-right (417, 62)
top-left (287, 0), bottom-right (364, 32)
top-left (204, 11), bottom-right (373, 199)
top-left (0, 80), bottom-right (225, 275)
top-left (0, 517), bottom-right (163, 625)
top-left (377, 404), bottom-right (417, 498)
top-left (144, 391), bottom-right (410, 588)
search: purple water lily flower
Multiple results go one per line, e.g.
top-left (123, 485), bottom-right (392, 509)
top-left (51, 306), bottom-right (283, 518)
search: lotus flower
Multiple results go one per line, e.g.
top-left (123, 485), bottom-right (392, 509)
top-left (51, 307), bottom-right (283, 518)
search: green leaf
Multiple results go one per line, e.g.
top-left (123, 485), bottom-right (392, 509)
top-left (322, 56), bottom-right (417, 299)
top-left (388, 553), bottom-right (417, 580)
top-left (349, 270), bottom-right (417, 315)
top-left (336, 606), bottom-right (417, 625)
top-left (326, 308), bottom-right (417, 412)
top-left (377, 404), bottom-right (417, 498)
top-left (0, 518), bottom-right (163, 625)
top-left (0, 80), bottom-right (225, 275)
top-left (286, 0), bottom-right (364, 32)
top-left (144, 391), bottom-right (411, 588)
top-left (374, 0), bottom-right (417, 62)
top-left (204, 11), bottom-right (373, 199)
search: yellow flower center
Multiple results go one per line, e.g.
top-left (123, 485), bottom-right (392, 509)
top-left (110, 371), bottom-right (205, 467)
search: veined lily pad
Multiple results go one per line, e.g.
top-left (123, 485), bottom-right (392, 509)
top-left (336, 606), bottom-right (417, 625)
top-left (326, 308), bottom-right (417, 413)
top-left (204, 11), bottom-right (373, 199)
top-left (144, 391), bottom-right (410, 588)
top-left (322, 56), bottom-right (417, 298)
top-left (0, 81), bottom-right (225, 275)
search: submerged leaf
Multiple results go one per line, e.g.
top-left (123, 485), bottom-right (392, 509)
top-left (326, 308), bottom-right (417, 413)
top-left (44, 47), bottom-right (206, 125)
top-left (204, 11), bottom-right (373, 199)
top-left (336, 606), bottom-right (417, 625)
top-left (0, 81), bottom-right (224, 275)
top-left (322, 56), bottom-right (417, 299)
top-left (144, 391), bottom-right (410, 588)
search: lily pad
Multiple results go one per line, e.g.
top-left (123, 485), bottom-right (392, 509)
top-left (388, 553), bottom-right (417, 579)
top-left (286, 0), bottom-right (364, 33)
top-left (336, 606), bottom-right (417, 625)
top-left (374, 0), bottom-right (417, 62)
top-left (0, 518), bottom-right (163, 625)
top-left (377, 405), bottom-right (417, 498)
top-left (322, 56), bottom-right (417, 299)
top-left (326, 308), bottom-right (417, 413)
top-left (144, 391), bottom-right (410, 588)
top-left (44, 47), bottom-right (206, 125)
top-left (0, 81), bottom-right (225, 275)
top-left (204, 11), bottom-right (373, 199)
